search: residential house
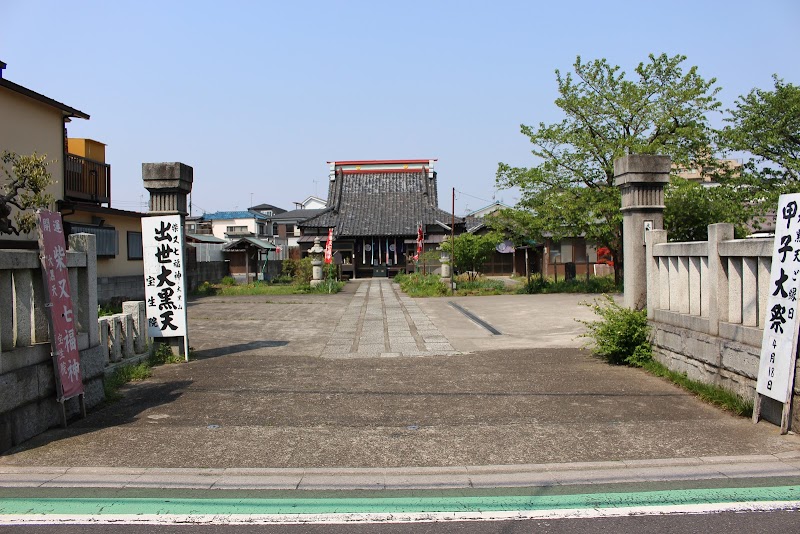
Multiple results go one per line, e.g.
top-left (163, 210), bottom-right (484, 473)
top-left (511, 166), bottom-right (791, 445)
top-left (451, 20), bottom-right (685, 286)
top-left (467, 201), bottom-right (608, 279)
top-left (293, 196), bottom-right (326, 210)
top-left (464, 201), bottom-right (527, 275)
top-left (199, 209), bottom-right (285, 282)
top-left (203, 210), bottom-right (274, 241)
top-left (299, 159), bottom-right (465, 279)
top-left (0, 61), bottom-right (145, 303)
top-left (271, 205), bottom-right (325, 259)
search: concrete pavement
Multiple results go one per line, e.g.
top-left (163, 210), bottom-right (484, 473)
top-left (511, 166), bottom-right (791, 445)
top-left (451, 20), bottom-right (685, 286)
top-left (1, 279), bottom-right (799, 492)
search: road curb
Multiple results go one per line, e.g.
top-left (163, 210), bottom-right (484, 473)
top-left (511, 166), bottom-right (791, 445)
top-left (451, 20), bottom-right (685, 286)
top-left (2, 453), bottom-right (800, 491)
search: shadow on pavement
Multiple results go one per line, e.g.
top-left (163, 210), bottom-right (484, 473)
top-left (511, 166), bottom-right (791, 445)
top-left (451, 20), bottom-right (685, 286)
top-left (1, 380), bottom-right (192, 456)
top-left (191, 340), bottom-right (289, 360)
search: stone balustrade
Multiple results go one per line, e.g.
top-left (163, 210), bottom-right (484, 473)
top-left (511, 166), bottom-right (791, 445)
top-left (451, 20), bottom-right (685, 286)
top-left (99, 301), bottom-right (149, 366)
top-left (1, 234), bottom-right (102, 451)
top-left (646, 223), bottom-right (797, 428)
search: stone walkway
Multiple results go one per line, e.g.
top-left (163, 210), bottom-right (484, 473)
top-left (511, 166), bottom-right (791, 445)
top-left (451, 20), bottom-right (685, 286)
top-left (324, 279), bottom-right (456, 358)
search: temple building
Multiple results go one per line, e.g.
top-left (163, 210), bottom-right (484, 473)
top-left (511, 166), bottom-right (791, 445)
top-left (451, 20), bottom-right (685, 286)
top-left (299, 159), bottom-right (464, 279)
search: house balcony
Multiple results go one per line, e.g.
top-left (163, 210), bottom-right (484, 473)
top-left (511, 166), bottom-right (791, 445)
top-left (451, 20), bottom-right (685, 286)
top-left (65, 153), bottom-right (111, 206)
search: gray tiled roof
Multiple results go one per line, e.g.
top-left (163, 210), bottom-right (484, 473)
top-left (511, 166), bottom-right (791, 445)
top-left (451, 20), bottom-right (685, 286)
top-left (300, 171), bottom-right (462, 237)
top-left (272, 208), bottom-right (324, 222)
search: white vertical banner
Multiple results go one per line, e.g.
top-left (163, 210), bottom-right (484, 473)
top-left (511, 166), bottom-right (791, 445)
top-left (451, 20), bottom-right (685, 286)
top-left (757, 193), bottom-right (800, 403)
top-left (142, 215), bottom-right (187, 338)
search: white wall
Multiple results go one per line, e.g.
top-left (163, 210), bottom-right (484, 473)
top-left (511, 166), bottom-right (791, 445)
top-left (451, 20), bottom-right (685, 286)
top-left (210, 217), bottom-right (256, 240)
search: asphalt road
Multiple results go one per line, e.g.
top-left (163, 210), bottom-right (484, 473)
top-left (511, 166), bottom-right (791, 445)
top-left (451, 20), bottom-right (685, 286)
top-left (2, 510), bottom-right (800, 533)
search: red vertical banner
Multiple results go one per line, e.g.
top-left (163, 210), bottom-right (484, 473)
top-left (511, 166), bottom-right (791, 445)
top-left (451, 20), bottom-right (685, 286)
top-left (414, 224), bottom-right (423, 260)
top-left (37, 209), bottom-right (84, 400)
top-left (324, 228), bottom-right (333, 264)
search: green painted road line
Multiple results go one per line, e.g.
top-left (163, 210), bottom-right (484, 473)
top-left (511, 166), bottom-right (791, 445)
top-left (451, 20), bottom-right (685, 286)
top-left (0, 485), bottom-right (798, 516)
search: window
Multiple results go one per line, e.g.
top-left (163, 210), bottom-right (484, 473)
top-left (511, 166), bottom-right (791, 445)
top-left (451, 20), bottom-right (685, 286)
top-left (285, 224), bottom-right (294, 235)
top-left (127, 231), bottom-right (143, 260)
top-left (549, 241), bottom-right (561, 264)
top-left (67, 223), bottom-right (118, 257)
top-left (571, 239), bottom-right (587, 263)
top-left (226, 225), bottom-right (249, 235)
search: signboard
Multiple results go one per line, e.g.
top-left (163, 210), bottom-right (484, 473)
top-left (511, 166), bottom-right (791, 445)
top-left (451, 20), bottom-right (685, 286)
top-left (36, 209), bottom-right (84, 400)
top-left (142, 215), bottom-right (187, 339)
top-left (756, 193), bottom-right (800, 403)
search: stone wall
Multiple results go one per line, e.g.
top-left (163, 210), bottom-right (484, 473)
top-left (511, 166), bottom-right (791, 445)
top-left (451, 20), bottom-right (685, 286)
top-left (0, 343), bottom-right (106, 452)
top-left (0, 234), bottom-right (106, 452)
top-left (97, 275), bottom-right (145, 305)
top-left (651, 320), bottom-right (795, 429)
top-left (645, 223), bottom-right (797, 431)
top-left (185, 261), bottom-right (229, 292)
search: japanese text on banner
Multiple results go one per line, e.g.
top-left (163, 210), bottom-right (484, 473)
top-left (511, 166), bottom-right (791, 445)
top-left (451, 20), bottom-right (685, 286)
top-left (757, 194), bottom-right (800, 402)
top-left (142, 215), bottom-right (187, 338)
top-left (37, 210), bottom-right (84, 400)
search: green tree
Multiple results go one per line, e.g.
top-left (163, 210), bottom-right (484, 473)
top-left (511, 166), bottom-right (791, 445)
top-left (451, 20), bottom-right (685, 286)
top-left (497, 54), bottom-right (721, 283)
top-left (720, 75), bottom-right (800, 181)
top-left (711, 76), bottom-right (800, 231)
top-left (442, 232), bottom-right (500, 281)
top-left (663, 178), bottom-right (753, 241)
top-left (1, 151), bottom-right (54, 235)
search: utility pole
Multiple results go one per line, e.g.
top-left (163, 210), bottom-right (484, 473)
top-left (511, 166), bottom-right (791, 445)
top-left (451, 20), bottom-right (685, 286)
top-left (451, 187), bottom-right (455, 294)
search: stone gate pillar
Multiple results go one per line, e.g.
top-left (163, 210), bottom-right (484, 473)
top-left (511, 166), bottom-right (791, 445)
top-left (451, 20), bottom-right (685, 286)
top-left (614, 155), bottom-right (671, 310)
top-left (142, 162), bottom-right (193, 357)
top-left (143, 162), bottom-right (193, 216)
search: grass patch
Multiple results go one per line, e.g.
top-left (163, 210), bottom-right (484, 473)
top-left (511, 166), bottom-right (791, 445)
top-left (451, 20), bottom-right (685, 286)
top-left (642, 359), bottom-right (754, 417)
top-left (518, 275), bottom-right (620, 294)
top-left (192, 279), bottom-right (345, 297)
top-left (394, 272), bottom-right (449, 297)
top-left (98, 303), bottom-right (122, 317)
top-left (580, 294), bottom-right (753, 418)
top-left (396, 272), bottom-right (511, 297)
top-left (103, 342), bottom-right (185, 402)
top-left (453, 276), bottom-right (507, 296)
top-left (103, 363), bottom-right (152, 401)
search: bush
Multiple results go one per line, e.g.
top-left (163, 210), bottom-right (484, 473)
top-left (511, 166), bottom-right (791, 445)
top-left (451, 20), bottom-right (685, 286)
top-left (220, 276), bottom-right (237, 286)
top-left (310, 279), bottom-right (345, 294)
top-left (193, 281), bottom-right (218, 296)
top-left (149, 342), bottom-right (183, 365)
top-left (518, 275), bottom-right (551, 294)
top-left (289, 257), bottom-right (313, 285)
top-left (394, 272), bottom-right (449, 297)
top-left (579, 295), bottom-right (652, 366)
top-left (517, 275), bottom-right (619, 294)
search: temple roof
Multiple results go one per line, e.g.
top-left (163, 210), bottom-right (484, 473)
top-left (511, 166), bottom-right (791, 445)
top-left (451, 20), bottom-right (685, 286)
top-left (300, 169), bottom-right (462, 237)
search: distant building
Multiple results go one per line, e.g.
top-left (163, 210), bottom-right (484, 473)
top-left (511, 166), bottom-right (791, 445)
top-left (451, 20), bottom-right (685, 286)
top-left (203, 210), bottom-right (275, 241)
top-left (293, 196), bottom-right (326, 210)
top-left (674, 158), bottom-right (742, 182)
top-left (272, 206), bottom-right (325, 259)
top-left (300, 159), bottom-right (464, 278)
top-left (0, 61), bottom-right (145, 303)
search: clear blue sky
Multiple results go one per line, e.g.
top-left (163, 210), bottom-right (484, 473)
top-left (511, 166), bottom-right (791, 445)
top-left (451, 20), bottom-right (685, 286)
top-left (2, 1), bottom-right (798, 216)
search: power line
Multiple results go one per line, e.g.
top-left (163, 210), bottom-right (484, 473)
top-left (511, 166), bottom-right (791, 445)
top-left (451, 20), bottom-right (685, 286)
top-left (454, 189), bottom-right (496, 206)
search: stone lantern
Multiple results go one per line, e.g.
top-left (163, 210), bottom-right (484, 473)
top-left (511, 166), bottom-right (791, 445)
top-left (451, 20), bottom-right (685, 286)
top-left (440, 249), bottom-right (451, 281)
top-left (309, 237), bottom-right (325, 287)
